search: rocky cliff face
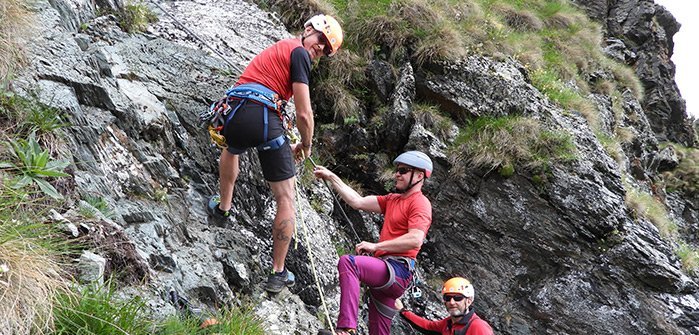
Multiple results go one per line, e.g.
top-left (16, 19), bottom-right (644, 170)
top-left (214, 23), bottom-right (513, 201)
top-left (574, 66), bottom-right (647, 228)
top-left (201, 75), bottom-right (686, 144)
top-left (12, 0), bottom-right (699, 334)
top-left (573, 0), bottom-right (695, 146)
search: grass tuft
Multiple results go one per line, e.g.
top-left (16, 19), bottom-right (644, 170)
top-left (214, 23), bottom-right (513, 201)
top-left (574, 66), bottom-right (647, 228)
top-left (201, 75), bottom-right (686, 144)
top-left (117, 1), bottom-right (158, 34)
top-left (0, 0), bottom-right (33, 83)
top-left (0, 196), bottom-right (69, 334)
top-left (624, 180), bottom-right (677, 238)
top-left (158, 305), bottom-right (267, 335)
top-left (53, 280), bottom-right (151, 335)
top-left (661, 143), bottom-right (699, 198)
top-left (413, 103), bottom-right (456, 141)
top-left (676, 242), bottom-right (699, 275)
top-left (450, 116), bottom-right (576, 176)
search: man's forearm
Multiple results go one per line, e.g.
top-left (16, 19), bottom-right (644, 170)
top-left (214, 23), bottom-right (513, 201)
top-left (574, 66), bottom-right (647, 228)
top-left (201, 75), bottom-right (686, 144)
top-left (297, 110), bottom-right (314, 147)
top-left (375, 231), bottom-right (423, 253)
top-left (327, 173), bottom-right (363, 207)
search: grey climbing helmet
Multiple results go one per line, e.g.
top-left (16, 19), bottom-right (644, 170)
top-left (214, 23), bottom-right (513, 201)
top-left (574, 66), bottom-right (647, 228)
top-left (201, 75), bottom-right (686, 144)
top-left (393, 151), bottom-right (433, 178)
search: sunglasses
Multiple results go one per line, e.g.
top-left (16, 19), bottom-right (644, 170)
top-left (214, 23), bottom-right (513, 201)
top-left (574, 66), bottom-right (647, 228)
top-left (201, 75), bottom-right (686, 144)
top-left (317, 33), bottom-right (332, 56)
top-left (442, 295), bottom-right (466, 302)
top-left (395, 167), bottom-right (414, 175)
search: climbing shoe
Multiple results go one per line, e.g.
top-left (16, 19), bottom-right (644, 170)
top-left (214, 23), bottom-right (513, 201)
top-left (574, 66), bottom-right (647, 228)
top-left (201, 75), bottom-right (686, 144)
top-left (206, 194), bottom-right (233, 224)
top-left (264, 269), bottom-right (295, 293)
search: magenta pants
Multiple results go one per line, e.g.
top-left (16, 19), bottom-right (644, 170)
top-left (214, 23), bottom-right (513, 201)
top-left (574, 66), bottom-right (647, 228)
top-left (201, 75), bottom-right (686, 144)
top-left (336, 255), bottom-right (412, 335)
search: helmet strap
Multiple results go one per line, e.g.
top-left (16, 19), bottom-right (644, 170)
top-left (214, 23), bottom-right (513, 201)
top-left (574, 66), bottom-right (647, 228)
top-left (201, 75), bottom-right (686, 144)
top-left (396, 171), bottom-right (423, 193)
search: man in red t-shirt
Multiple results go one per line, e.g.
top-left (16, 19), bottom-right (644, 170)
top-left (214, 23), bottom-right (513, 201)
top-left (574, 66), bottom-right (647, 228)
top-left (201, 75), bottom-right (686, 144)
top-left (396, 277), bottom-right (494, 335)
top-left (314, 151), bottom-right (434, 335)
top-left (207, 15), bottom-right (343, 293)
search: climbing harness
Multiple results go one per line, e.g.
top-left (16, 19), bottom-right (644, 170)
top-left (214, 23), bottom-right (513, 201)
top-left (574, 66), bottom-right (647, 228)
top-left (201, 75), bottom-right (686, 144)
top-left (199, 83), bottom-right (291, 150)
top-left (363, 256), bottom-right (422, 320)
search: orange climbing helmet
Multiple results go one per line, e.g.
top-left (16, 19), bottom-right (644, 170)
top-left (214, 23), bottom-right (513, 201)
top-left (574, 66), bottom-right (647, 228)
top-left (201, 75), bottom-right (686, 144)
top-left (304, 14), bottom-right (343, 56)
top-left (441, 277), bottom-right (475, 298)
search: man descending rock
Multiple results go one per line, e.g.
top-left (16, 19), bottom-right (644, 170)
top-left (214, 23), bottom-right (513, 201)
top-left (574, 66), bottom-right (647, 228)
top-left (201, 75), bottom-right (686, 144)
top-left (396, 277), bottom-right (494, 335)
top-left (314, 151), bottom-right (433, 335)
top-left (206, 14), bottom-right (343, 293)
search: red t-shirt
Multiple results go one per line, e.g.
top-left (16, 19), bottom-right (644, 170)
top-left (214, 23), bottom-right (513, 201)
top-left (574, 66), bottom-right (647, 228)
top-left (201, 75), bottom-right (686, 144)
top-left (374, 191), bottom-right (432, 259)
top-left (236, 38), bottom-right (308, 101)
top-left (400, 310), bottom-right (494, 335)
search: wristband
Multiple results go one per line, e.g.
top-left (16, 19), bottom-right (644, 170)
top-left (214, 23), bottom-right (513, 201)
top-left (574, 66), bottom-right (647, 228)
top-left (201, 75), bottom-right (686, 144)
top-left (302, 142), bottom-right (312, 148)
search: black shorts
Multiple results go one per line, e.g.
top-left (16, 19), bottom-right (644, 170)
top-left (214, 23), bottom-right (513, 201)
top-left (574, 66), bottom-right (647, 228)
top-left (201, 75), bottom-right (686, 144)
top-left (223, 101), bottom-right (295, 182)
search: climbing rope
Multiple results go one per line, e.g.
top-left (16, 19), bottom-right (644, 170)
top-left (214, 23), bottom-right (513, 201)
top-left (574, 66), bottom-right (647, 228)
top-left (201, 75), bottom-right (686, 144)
top-left (148, 0), bottom-right (244, 74)
top-left (294, 178), bottom-right (335, 334)
top-left (307, 156), bottom-right (362, 244)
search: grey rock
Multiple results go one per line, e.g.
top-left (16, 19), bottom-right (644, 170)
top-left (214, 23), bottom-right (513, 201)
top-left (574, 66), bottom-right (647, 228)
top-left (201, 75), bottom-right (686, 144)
top-left (49, 209), bottom-right (79, 237)
top-left (11, 0), bottom-right (699, 334)
top-left (367, 60), bottom-right (396, 103)
top-left (416, 56), bottom-right (548, 122)
top-left (77, 251), bottom-right (106, 284)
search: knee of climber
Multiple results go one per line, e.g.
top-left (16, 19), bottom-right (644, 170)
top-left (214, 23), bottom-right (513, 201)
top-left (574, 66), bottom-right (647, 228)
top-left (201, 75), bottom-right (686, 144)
top-left (338, 254), bottom-right (355, 270)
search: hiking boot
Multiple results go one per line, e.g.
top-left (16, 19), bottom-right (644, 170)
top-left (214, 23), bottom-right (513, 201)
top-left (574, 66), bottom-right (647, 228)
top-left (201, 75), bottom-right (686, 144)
top-left (264, 269), bottom-right (295, 293)
top-left (206, 194), bottom-right (233, 224)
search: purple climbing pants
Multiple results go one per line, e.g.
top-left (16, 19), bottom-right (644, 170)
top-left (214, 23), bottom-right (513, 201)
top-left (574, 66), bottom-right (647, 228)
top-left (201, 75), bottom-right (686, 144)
top-left (336, 255), bottom-right (412, 335)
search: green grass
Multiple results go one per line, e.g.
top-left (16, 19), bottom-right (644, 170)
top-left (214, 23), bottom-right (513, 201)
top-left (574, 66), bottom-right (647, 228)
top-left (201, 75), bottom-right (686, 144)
top-left (117, 1), bottom-right (158, 33)
top-left (0, 89), bottom-right (73, 334)
top-left (624, 179), bottom-right (677, 238)
top-left (661, 143), bottom-right (699, 198)
top-left (53, 281), bottom-right (151, 335)
top-left (158, 306), bottom-right (267, 335)
top-left (450, 115), bottom-right (576, 176)
top-left (1, 90), bottom-right (67, 137)
top-left (596, 131), bottom-right (624, 164)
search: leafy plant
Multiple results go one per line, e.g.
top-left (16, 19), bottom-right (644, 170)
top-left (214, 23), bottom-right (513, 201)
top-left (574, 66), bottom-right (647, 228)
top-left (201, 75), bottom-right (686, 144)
top-left (0, 132), bottom-right (70, 199)
top-left (80, 195), bottom-right (116, 219)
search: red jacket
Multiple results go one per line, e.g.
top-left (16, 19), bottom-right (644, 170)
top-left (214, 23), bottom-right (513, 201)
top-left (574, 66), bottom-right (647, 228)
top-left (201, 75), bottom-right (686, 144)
top-left (400, 309), bottom-right (494, 335)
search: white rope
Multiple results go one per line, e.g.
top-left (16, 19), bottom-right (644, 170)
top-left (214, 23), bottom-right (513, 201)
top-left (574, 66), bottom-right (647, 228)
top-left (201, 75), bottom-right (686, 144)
top-left (295, 178), bottom-right (335, 334)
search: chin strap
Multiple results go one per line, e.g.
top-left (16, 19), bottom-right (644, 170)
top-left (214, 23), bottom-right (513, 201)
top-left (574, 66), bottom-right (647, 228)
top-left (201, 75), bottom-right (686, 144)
top-left (396, 171), bottom-right (424, 193)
